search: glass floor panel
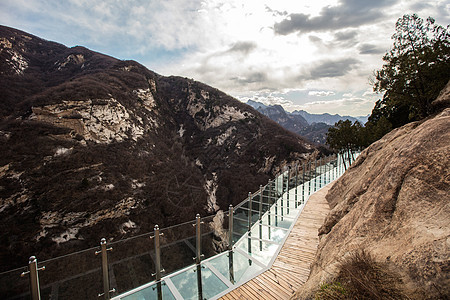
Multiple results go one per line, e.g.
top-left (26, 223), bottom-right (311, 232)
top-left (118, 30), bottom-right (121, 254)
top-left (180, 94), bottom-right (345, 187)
top-left (250, 224), bottom-right (288, 243)
top-left (170, 265), bottom-right (228, 300)
top-left (121, 281), bottom-right (175, 300)
top-left (236, 238), bottom-right (279, 266)
top-left (207, 250), bottom-right (263, 285)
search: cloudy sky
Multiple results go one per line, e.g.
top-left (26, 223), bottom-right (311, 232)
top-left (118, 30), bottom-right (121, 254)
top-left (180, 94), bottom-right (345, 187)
top-left (1, 0), bottom-right (449, 116)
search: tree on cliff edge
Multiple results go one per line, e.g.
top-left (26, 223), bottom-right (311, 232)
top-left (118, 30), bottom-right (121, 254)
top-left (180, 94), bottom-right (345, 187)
top-left (372, 14), bottom-right (450, 126)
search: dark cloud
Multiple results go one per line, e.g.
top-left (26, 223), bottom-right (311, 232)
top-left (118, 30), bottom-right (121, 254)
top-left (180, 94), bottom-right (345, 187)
top-left (309, 30), bottom-right (358, 49)
top-left (227, 41), bottom-right (257, 54)
top-left (358, 43), bottom-right (385, 54)
top-left (265, 5), bottom-right (288, 17)
top-left (309, 58), bottom-right (360, 79)
top-left (334, 30), bottom-right (358, 42)
top-left (231, 72), bottom-right (268, 84)
top-left (274, 0), bottom-right (399, 35)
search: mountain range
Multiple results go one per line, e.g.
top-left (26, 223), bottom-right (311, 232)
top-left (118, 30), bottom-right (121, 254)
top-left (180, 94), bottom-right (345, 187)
top-left (247, 100), bottom-right (369, 144)
top-left (0, 25), bottom-right (326, 271)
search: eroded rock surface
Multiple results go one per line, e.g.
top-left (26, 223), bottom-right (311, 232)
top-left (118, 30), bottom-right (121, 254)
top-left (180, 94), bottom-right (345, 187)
top-left (298, 108), bottom-right (450, 299)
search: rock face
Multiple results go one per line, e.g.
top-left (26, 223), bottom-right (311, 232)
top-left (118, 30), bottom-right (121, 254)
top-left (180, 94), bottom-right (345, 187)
top-left (298, 107), bottom-right (450, 298)
top-left (0, 25), bottom-right (322, 271)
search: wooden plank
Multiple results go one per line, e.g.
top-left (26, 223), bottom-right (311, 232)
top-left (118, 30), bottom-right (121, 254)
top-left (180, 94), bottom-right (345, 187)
top-left (220, 184), bottom-right (332, 299)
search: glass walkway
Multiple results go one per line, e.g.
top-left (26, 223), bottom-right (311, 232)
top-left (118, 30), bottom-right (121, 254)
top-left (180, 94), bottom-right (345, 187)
top-left (1, 152), bottom-right (358, 300)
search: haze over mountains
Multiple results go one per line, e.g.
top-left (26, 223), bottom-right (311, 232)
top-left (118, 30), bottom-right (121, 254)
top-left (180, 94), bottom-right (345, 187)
top-left (0, 25), bottom-right (329, 271)
top-left (247, 100), bottom-right (369, 144)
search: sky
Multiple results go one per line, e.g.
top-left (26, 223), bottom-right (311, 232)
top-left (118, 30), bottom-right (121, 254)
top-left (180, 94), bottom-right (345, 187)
top-left (1, 0), bottom-right (449, 116)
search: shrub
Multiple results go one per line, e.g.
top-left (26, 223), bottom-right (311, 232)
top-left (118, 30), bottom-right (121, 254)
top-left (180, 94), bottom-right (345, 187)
top-left (315, 250), bottom-right (409, 300)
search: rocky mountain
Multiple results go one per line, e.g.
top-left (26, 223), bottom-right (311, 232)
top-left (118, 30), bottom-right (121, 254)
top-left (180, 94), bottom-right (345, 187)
top-left (247, 100), bottom-right (309, 131)
top-left (296, 83), bottom-right (450, 299)
top-left (0, 26), bottom-right (323, 271)
top-left (247, 100), bottom-right (330, 144)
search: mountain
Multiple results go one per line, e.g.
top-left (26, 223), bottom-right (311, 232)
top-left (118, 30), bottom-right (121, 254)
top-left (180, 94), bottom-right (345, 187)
top-left (296, 84), bottom-right (450, 299)
top-left (0, 26), bottom-right (323, 271)
top-left (291, 109), bottom-right (368, 125)
top-left (247, 100), bottom-right (329, 144)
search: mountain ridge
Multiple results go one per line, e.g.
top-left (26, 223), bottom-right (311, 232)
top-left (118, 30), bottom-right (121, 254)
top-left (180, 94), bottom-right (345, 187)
top-left (0, 25), bottom-right (325, 271)
top-left (246, 100), bottom-right (369, 144)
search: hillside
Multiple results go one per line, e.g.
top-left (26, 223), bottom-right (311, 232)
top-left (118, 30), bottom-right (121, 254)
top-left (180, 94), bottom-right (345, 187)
top-left (296, 84), bottom-right (450, 299)
top-left (0, 25), bottom-right (322, 271)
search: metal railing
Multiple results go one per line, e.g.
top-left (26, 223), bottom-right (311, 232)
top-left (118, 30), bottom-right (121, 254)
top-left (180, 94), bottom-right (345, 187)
top-left (1, 152), bottom-right (358, 300)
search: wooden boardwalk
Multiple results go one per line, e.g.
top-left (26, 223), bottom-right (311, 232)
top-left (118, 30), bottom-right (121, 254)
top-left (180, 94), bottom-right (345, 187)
top-left (219, 184), bottom-right (332, 300)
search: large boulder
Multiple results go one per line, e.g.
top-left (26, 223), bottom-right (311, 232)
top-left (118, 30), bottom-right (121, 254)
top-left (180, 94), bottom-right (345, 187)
top-left (297, 107), bottom-right (450, 299)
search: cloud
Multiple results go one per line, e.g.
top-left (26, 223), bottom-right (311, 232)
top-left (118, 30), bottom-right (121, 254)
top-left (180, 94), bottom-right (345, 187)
top-left (334, 30), bottom-right (358, 42)
top-left (309, 91), bottom-right (336, 97)
top-left (308, 58), bottom-right (360, 79)
top-left (358, 43), bottom-right (385, 54)
top-left (264, 5), bottom-right (288, 17)
top-left (273, 0), bottom-right (399, 35)
top-left (226, 41), bottom-right (257, 54)
top-left (231, 72), bottom-right (268, 84)
top-left (238, 93), bottom-right (296, 110)
top-left (299, 96), bottom-right (376, 116)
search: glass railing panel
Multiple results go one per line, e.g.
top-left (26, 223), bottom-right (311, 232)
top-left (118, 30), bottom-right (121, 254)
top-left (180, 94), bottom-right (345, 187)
top-left (232, 217), bottom-right (248, 237)
top-left (0, 266), bottom-right (29, 299)
top-left (36, 246), bottom-right (102, 300)
top-left (250, 211), bottom-right (260, 227)
top-left (249, 199), bottom-right (262, 212)
top-left (234, 207), bottom-right (248, 220)
top-left (250, 224), bottom-right (288, 243)
top-left (160, 240), bottom-right (196, 277)
top-left (271, 205), bottom-right (300, 219)
top-left (236, 239), bottom-right (278, 267)
top-left (169, 265), bottom-right (228, 300)
top-left (260, 214), bottom-right (295, 229)
top-left (232, 233), bottom-right (242, 245)
top-left (207, 250), bottom-right (263, 285)
top-left (237, 201), bottom-right (249, 210)
top-left (120, 280), bottom-right (175, 300)
top-left (109, 233), bottom-right (156, 296)
top-left (158, 222), bottom-right (197, 277)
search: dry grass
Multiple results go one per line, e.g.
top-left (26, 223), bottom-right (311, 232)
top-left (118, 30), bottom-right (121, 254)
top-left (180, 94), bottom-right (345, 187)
top-left (315, 250), bottom-right (410, 300)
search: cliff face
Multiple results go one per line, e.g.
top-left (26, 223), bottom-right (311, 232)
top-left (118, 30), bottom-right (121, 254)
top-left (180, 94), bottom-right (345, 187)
top-left (298, 103), bottom-right (450, 297)
top-left (0, 26), bottom-right (321, 271)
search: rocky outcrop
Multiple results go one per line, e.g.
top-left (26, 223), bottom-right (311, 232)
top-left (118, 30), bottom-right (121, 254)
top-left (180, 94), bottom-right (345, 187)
top-left (297, 107), bottom-right (450, 298)
top-left (432, 80), bottom-right (450, 111)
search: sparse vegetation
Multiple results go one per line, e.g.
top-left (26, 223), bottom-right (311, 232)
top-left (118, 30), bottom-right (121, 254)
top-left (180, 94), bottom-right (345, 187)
top-left (326, 14), bottom-right (449, 152)
top-left (315, 250), bottom-right (409, 300)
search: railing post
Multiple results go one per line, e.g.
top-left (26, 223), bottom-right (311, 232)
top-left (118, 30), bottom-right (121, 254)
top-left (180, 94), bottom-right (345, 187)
top-left (195, 214), bottom-right (203, 265)
top-left (258, 185), bottom-right (263, 251)
top-left (314, 158), bottom-right (317, 191)
top-left (20, 256), bottom-right (45, 300)
top-left (151, 225), bottom-right (165, 300)
top-left (302, 162), bottom-right (305, 204)
top-left (195, 214), bottom-right (204, 300)
top-left (295, 162), bottom-right (298, 208)
top-left (228, 205), bottom-right (234, 250)
top-left (286, 166), bottom-right (290, 214)
top-left (280, 172), bottom-right (284, 216)
top-left (308, 161), bottom-right (311, 196)
top-left (95, 238), bottom-right (115, 300)
top-left (319, 157), bottom-right (322, 188)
